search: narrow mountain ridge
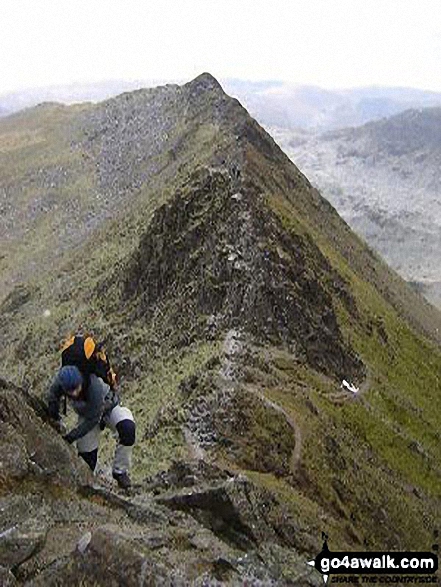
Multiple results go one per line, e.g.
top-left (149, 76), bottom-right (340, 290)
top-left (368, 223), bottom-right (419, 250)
top-left (120, 166), bottom-right (362, 381)
top-left (0, 74), bottom-right (440, 585)
top-left (0, 73), bottom-right (243, 300)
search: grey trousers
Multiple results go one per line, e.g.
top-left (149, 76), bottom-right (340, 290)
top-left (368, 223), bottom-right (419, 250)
top-left (76, 405), bottom-right (135, 474)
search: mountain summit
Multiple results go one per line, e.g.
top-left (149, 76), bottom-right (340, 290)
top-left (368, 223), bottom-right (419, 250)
top-left (0, 74), bottom-right (440, 585)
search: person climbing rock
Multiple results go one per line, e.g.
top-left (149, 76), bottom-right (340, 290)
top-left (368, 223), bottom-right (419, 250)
top-left (46, 364), bottom-right (136, 489)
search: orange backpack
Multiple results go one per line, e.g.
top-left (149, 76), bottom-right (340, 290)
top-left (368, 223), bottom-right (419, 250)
top-left (61, 335), bottom-right (117, 390)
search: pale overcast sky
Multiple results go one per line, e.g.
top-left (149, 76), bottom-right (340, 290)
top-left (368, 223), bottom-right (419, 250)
top-left (2, 0), bottom-right (441, 95)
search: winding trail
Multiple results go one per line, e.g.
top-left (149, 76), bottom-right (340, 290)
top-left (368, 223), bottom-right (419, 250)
top-left (244, 368), bottom-right (373, 473)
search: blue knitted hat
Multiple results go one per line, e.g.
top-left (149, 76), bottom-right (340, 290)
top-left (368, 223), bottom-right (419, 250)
top-left (59, 365), bottom-right (83, 391)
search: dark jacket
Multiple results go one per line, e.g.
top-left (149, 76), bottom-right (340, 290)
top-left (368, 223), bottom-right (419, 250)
top-left (47, 373), bottom-right (119, 443)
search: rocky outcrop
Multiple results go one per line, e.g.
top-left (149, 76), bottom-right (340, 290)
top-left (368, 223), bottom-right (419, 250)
top-left (154, 471), bottom-right (301, 551)
top-left (0, 377), bottom-right (320, 586)
top-left (0, 520), bottom-right (47, 570)
top-left (28, 465), bottom-right (321, 586)
top-left (0, 377), bottom-right (90, 490)
top-left (32, 520), bottom-right (321, 586)
top-left (0, 378), bottom-right (92, 582)
top-left (76, 72), bottom-right (240, 198)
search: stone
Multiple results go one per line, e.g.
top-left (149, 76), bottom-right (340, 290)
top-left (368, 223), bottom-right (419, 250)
top-left (0, 379), bottom-right (91, 490)
top-left (0, 519), bottom-right (47, 569)
top-left (155, 474), bottom-right (299, 551)
top-left (0, 565), bottom-right (17, 586)
top-left (76, 531), bottom-right (92, 554)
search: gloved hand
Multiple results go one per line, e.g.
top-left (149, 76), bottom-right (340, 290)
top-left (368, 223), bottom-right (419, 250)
top-left (62, 431), bottom-right (76, 444)
top-left (52, 419), bottom-right (67, 435)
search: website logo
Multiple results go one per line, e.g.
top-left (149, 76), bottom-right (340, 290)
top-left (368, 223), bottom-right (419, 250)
top-left (307, 534), bottom-right (438, 585)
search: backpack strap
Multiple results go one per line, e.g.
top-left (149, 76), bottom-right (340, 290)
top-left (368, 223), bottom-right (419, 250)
top-left (94, 343), bottom-right (117, 389)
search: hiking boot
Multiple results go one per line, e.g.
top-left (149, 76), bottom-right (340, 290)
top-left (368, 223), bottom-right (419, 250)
top-left (112, 470), bottom-right (132, 489)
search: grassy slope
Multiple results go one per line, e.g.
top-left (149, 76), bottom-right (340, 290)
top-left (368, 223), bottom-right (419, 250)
top-left (236, 123), bottom-right (441, 549)
top-left (0, 104), bottom-right (96, 291)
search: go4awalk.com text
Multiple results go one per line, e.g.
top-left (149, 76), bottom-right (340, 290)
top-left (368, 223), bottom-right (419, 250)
top-left (307, 537), bottom-right (438, 585)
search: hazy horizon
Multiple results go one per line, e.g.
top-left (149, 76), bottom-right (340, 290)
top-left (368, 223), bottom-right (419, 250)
top-left (3, 75), bottom-right (441, 104)
top-left (3, 0), bottom-right (441, 95)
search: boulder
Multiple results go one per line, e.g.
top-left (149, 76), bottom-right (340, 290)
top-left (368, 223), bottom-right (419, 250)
top-left (0, 519), bottom-right (47, 569)
top-left (144, 459), bottom-right (233, 493)
top-left (155, 473), bottom-right (299, 550)
top-left (0, 378), bottom-right (91, 490)
top-left (0, 565), bottom-right (17, 586)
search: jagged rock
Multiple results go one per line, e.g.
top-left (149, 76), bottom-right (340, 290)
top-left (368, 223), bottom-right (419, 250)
top-left (78, 483), bottom-right (172, 526)
top-left (0, 519), bottom-right (47, 569)
top-left (28, 524), bottom-right (168, 586)
top-left (144, 460), bottom-right (233, 493)
top-left (0, 351), bottom-right (312, 586)
top-left (68, 525), bottom-right (174, 585)
top-left (155, 474), bottom-right (300, 551)
top-left (29, 516), bottom-right (314, 586)
top-left (0, 434), bottom-right (29, 483)
top-left (0, 565), bottom-right (17, 586)
top-left (179, 357), bottom-right (297, 474)
top-left (0, 378), bottom-right (91, 490)
top-left (31, 522), bottom-right (239, 586)
top-left (123, 166), bottom-right (363, 381)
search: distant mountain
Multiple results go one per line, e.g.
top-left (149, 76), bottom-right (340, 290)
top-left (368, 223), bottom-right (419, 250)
top-left (223, 81), bottom-right (441, 130)
top-left (1, 74), bottom-right (441, 584)
top-left (270, 107), bottom-right (441, 307)
top-left (0, 79), bottom-right (176, 115)
top-left (3, 78), bottom-right (441, 130)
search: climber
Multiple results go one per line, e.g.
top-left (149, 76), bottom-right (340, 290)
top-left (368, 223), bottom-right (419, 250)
top-left (46, 364), bottom-right (136, 489)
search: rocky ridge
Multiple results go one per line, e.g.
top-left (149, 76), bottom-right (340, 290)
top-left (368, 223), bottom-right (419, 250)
top-left (121, 166), bottom-right (363, 381)
top-left (0, 377), bottom-right (321, 586)
top-left (0, 73), bottom-right (242, 300)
